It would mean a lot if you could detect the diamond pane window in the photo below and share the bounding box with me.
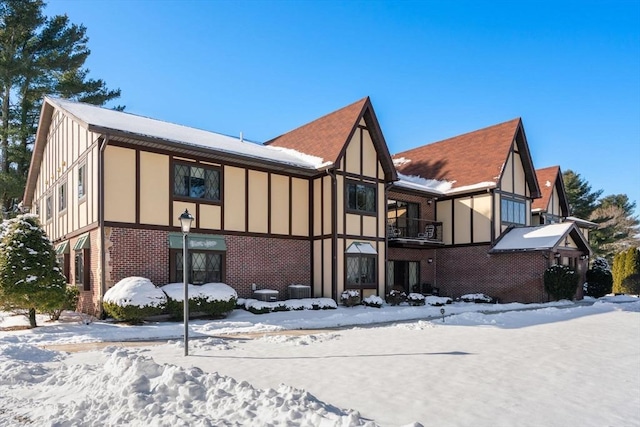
[174,164,220,201]
[346,181,376,213]
[346,254,376,288]
[173,250,223,284]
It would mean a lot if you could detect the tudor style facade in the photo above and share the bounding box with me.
[390,119,592,302]
[23,96,594,314]
[23,96,396,315]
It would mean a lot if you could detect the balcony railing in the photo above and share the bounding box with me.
[387,218,443,244]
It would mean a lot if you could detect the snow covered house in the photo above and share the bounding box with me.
[22,96,396,315]
[22,96,594,315]
[390,119,592,302]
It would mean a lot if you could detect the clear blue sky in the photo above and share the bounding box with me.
[47,0,640,217]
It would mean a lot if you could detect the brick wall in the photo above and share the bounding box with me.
[387,190,435,220]
[226,235,311,298]
[105,227,311,300]
[75,228,101,316]
[435,245,551,303]
[387,247,436,290]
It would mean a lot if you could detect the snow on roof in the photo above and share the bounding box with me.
[394,172,495,196]
[565,216,599,228]
[46,97,326,170]
[491,223,574,252]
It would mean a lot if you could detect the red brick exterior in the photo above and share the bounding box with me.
[387,247,436,291]
[104,227,311,300]
[434,245,550,303]
[74,228,101,317]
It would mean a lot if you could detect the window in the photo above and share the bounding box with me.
[59,181,67,212]
[172,250,223,284]
[57,254,70,282]
[388,200,420,236]
[346,254,376,288]
[346,181,376,214]
[78,163,86,199]
[501,197,526,225]
[46,195,52,220]
[75,250,90,290]
[174,163,220,201]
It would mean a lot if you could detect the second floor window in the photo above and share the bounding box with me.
[46,195,52,219]
[501,197,526,225]
[347,181,376,214]
[59,181,67,211]
[174,164,220,201]
[78,163,86,199]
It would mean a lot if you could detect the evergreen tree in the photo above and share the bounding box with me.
[583,257,613,298]
[0,0,121,212]
[563,169,603,220]
[590,200,640,261]
[0,213,66,327]
[612,251,625,292]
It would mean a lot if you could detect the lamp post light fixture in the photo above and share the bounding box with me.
[179,209,194,356]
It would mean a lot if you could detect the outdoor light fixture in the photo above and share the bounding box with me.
[179,209,194,356]
[427,258,433,263]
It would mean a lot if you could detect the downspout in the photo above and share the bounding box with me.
[384,182,394,295]
[327,168,338,301]
[99,135,109,316]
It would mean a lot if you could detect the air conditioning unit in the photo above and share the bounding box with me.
[288,284,311,299]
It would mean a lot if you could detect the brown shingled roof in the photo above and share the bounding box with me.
[533,165,569,215]
[393,118,531,191]
[266,97,397,181]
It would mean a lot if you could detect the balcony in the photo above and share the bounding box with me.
[387,218,444,248]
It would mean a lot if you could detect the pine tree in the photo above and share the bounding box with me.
[0,0,121,212]
[612,251,624,293]
[583,257,613,298]
[562,169,603,220]
[0,214,66,327]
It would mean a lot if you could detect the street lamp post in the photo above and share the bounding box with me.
[179,209,194,356]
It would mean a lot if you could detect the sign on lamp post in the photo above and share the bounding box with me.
[178,209,194,356]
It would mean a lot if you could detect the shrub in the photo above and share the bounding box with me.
[406,292,426,306]
[544,264,579,301]
[620,273,640,296]
[103,277,167,323]
[385,289,406,306]
[425,296,452,306]
[48,286,80,321]
[162,282,237,319]
[583,257,613,298]
[458,293,495,304]
[363,295,383,308]
[340,290,360,307]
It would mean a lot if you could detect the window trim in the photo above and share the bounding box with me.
[78,162,86,201]
[169,249,226,285]
[501,196,527,226]
[58,180,68,212]
[75,248,90,291]
[345,180,377,216]
[172,161,222,204]
[345,253,377,289]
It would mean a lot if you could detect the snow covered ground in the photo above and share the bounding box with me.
[1,296,639,426]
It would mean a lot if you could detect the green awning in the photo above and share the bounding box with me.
[73,234,90,250]
[168,233,226,251]
[55,241,69,255]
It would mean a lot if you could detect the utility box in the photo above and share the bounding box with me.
[253,289,279,302]
[288,284,311,299]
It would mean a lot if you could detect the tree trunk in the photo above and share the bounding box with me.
[28,307,37,328]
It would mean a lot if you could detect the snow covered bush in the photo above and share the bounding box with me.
[583,257,613,298]
[385,289,406,306]
[340,290,360,307]
[406,292,426,306]
[0,214,67,328]
[362,295,383,308]
[544,264,579,301]
[241,298,337,314]
[162,282,237,319]
[425,296,452,306]
[103,277,167,323]
[458,293,496,304]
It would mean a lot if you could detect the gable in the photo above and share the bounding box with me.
[266,97,397,181]
[393,118,540,198]
[533,166,569,216]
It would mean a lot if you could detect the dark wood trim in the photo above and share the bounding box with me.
[337,234,385,242]
[320,177,324,296]
[267,172,272,235]
[359,127,364,177]
[450,198,455,244]
[490,189,496,243]
[220,164,225,230]
[470,196,474,244]
[105,138,315,180]
[169,155,174,227]
[288,176,293,236]
[101,221,310,240]
[135,149,140,224]
[245,168,249,232]
[309,179,314,297]
[336,170,384,183]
